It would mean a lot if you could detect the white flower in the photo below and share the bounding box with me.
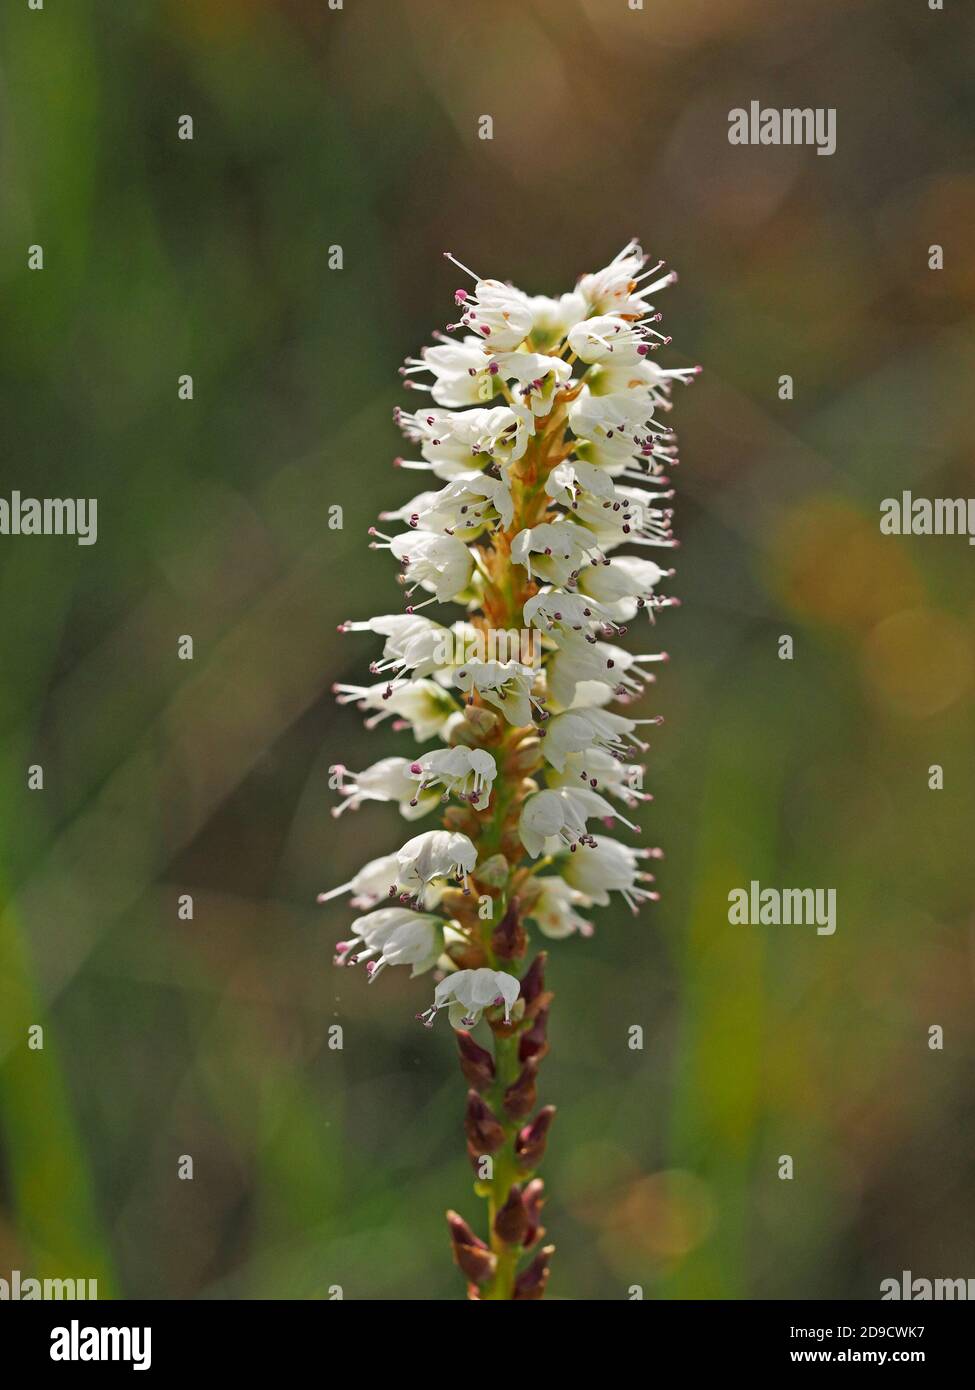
[523,588,617,640]
[575,556,672,618]
[395,404,528,475]
[432,473,516,534]
[318,852,401,908]
[374,529,475,603]
[562,834,662,913]
[545,458,619,508]
[519,785,635,857]
[569,386,665,463]
[524,290,588,345]
[567,314,656,366]
[490,351,572,418]
[574,429,675,479]
[569,485,677,553]
[379,473,514,538]
[453,659,542,726]
[401,338,502,409]
[544,637,620,707]
[331,756,440,820]
[588,356,701,406]
[566,679,615,710]
[332,678,459,740]
[394,829,477,895]
[541,706,661,772]
[447,260,534,350]
[404,341,573,421]
[511,521,601,585]
[525,877,593,939]
[335,907,443,980]
[417,966,521,1029]
[408,746,497,808]
[576,240,677,318]
[546,636,666,707]
[339,613,454,681]
[547,748,651,809]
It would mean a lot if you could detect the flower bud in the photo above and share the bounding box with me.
[442,805,481,838]
[493,1183,529,1246]
[508,735,543,774]
[519,952,547,1008]
[446,1209,497,1286]
[491,902,527,960]
[438,887,484,934]
[503,1058,539,1119]
[514,874,544,913]
[473,853,509,890]
[513,1244,555,1300]
[518,1007,549,1064]
[515,1104,556,1169]
[456,1030,495,1091]
[500,827,527,862]
[522,1177,546,1248]
[448,706,499,746]
[464,1090,506,1154]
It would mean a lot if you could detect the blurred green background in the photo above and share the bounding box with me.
[1,0,973,1300]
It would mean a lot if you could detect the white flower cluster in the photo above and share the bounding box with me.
[322,242,696,1024]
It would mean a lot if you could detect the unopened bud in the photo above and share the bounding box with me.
[446,1209,484,1248]
[501,827,527,861]
[519,952,547,1008]
[464,1090,506,1154]
[522,1178,546,1248]
[519,1008,549,1064]
[444,936,490,970]
[448,706,499,746]
[438,887,484,932]
[473,853,509,890]
[442,806,480,837]
[508,735,543,773]
[492,902,527,960]
[456,1030,495,1091]
[503,1058,539,1119]
[446,1209,497,1286]
[515,875,544,913]
[513,1244,555,1299]
[493,1183,529,1245]
[515,1104,555,1169]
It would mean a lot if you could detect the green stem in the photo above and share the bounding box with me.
[481,1030,522,1300]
